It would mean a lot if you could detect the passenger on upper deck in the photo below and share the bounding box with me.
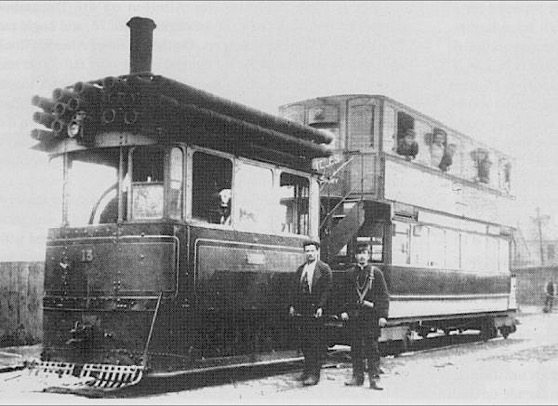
[396,128,419,161]
[476,151,492,184]
[430,129,446,167]
[439,143,458,172]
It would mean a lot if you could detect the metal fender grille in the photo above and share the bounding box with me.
[27,361,144,391]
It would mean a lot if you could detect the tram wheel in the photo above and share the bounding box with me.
[480,320,498,341]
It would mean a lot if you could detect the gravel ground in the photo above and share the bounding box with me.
[1,306,556,405]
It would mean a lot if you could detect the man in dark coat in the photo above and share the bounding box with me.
[396,128,419,161]
[340,243,390,390]
[544,279,555,313]
[288,240,333,386]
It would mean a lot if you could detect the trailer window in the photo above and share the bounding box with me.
[499,239,510,273]
[392,221,410,266]
[445,229,460,269]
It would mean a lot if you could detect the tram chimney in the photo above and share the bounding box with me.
[127,16,156,75]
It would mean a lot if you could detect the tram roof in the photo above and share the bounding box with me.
[31,73,334,172]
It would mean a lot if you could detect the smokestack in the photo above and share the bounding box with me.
[127,17,157,75]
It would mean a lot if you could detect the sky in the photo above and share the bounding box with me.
[1,1,557,260]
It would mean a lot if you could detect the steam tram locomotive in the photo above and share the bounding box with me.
[29,17,517,391]
[29,17,333,390]
[279,94,518,348]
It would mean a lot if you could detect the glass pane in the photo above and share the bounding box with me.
[235,163,274,232]
[499,239,510,273]
[473,234,486,271]
[169,148,183,219]
[131,147,165,220]
[132,184,164,219]
[349,105,374,149]
[67,149,119,226]
[486,236,499,273]
[429,227,445,268]
[383,106,397,154]
[192,152,232,225]
[461,232,474,271]
[411,225,429,267]
[445,229,460,269]
[278,172,309,235]
[392,222,410,266]
[132,147,164,182]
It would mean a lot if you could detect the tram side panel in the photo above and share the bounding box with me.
[189,226,304,361]
[42,223,178,367]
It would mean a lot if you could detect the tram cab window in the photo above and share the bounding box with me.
[169,148,184,219]
[235,163,274,232]
[192,152,233,225]
[278,172,309,235]
[131,146,164,220]
[66,149,120,226]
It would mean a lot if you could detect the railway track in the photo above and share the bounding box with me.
[94,328,491,399]
[0,328,495,398]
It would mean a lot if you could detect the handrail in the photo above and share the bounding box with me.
[319,186,364,231]
[319,155,357,192]
[319,154,366,232]
[142,291,163,368]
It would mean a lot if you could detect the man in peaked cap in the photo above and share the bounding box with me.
[339,242,390,390]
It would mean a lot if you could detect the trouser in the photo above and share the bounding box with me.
[349,319,381,379]
[545,295,554,311]
[299,315,325,378]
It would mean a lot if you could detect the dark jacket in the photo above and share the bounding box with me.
[397,140,419,159]
[340,264,390,337]
[290,260,333,315]
[439,151,453,172]
[546,281,555,296]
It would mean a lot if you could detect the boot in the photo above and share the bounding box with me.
[296,371,309,381]
[303,374,319,386]
[345,374,364,386]
[346,358,365,386]
[368,372,383,391]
